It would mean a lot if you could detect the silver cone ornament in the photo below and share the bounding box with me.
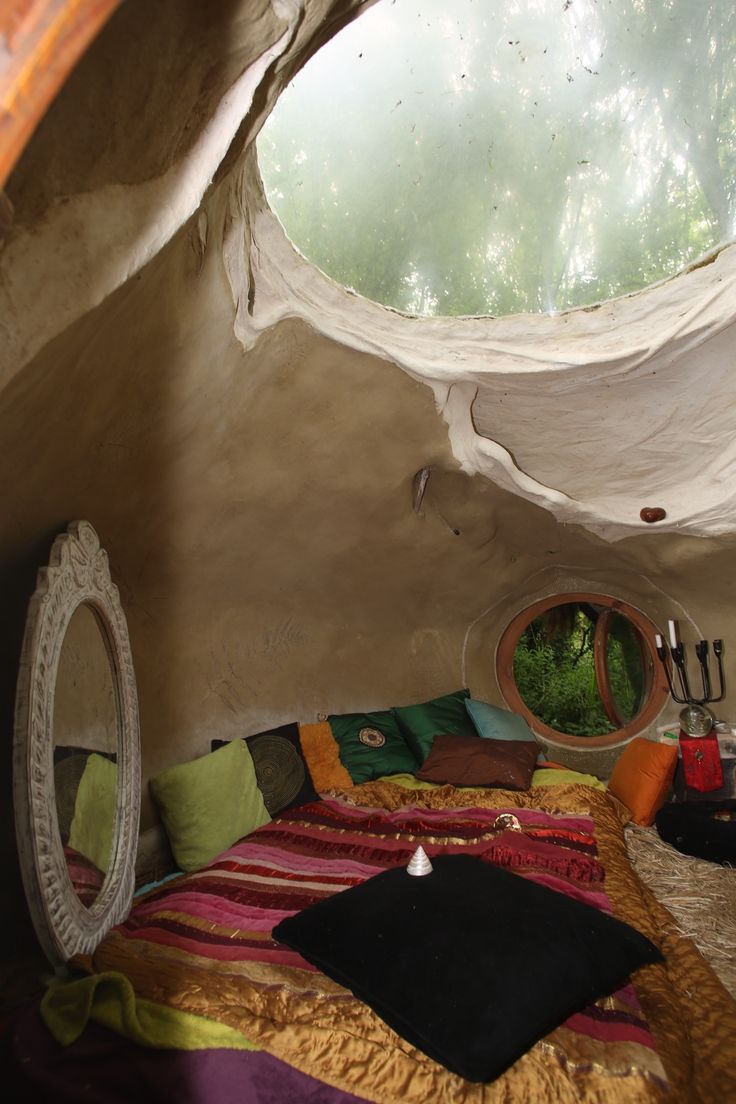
[407,845,433,876]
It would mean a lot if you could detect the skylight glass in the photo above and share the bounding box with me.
[258,0,736,317]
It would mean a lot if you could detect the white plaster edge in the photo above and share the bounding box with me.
[245,209,736,377]
[234,209,736,541]
[459,563,703,688]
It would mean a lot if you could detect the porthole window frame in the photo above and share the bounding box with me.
[495,592,670,749]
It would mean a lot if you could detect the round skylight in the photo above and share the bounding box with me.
[258,0,736,318]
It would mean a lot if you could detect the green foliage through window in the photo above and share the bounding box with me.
[512,605,644,737]
[258,0,736,317]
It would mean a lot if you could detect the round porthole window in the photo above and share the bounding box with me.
[496,593,669,748]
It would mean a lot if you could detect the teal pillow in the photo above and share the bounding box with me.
[466,698,536,742]
[393,689,476,763]
[327,710,419,784]
[150,739,271,872]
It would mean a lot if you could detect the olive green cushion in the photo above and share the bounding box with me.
[68,752,118,874]
[327,710,419,784]
[150,739,271,872]
[393,689,476,763]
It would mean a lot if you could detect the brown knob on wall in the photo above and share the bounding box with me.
[640,506,667,523]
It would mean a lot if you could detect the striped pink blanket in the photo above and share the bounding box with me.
[90,795,668,1102]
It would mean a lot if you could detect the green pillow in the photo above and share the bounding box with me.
[327,710,419,784]
[465,698,536,742]
[393,689,476,763]
[149,739,270,872]
[68,752,118,874]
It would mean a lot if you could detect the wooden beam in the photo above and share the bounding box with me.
[0,0,120,188]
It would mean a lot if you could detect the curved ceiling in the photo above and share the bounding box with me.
[3,0,736,544]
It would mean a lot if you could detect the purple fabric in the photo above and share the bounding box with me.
[6,999,368,1104]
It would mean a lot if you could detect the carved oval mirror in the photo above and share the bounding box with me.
[13,521,140,965]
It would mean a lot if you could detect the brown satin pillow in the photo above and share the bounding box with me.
[416,733,538,790]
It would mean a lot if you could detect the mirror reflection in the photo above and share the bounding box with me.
[53,604,118,907]
[512,601,648,738]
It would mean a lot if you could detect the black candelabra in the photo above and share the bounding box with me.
[654,620,725,706]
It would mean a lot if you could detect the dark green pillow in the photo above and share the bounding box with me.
[327,710,419,784]
[393,689,476,763]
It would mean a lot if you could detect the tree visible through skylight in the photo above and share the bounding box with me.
[258,0,736,317]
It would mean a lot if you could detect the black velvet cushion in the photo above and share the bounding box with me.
[656,799,736,865]
[211,723,319,815]
[273,854,662,1083]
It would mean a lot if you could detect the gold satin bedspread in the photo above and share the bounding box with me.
[91,783,736,1103]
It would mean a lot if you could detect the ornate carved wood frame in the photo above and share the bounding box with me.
[13,520,140,965]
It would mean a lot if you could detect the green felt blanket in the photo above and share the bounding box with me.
[41,970,257,1051]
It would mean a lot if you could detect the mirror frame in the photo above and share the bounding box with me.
[13,521,140,965]
[496,592,670,748]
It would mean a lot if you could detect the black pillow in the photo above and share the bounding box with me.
[656,799,736,865]
[53,746,117,764]
[273,854,662,1083]
[211,723,319,815]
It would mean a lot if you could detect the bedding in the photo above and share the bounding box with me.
[465,697,535,742]
[54,746,117,844]
[327,709,420,782]
[79,780,736,1103]
[210,722,320,815]
[607,737,678,826]
[68,752,118,871]
[298,721,354,789]
[393,688,477,761]
[63,845,105,907]
[415,732,538,789]
[273,853,661,1083]
[149,738,271,872]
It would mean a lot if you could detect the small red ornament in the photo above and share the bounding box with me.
[640,506,667,523]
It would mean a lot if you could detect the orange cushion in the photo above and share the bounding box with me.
[298,722,353,791]
[607,737,678,826]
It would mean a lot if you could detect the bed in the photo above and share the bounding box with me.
[57,774,736,1104]
[15,530,733,1100]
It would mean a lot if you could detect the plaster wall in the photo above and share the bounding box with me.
[0,187,611,828]
[53,604,116,754]
[3,175,735,821]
